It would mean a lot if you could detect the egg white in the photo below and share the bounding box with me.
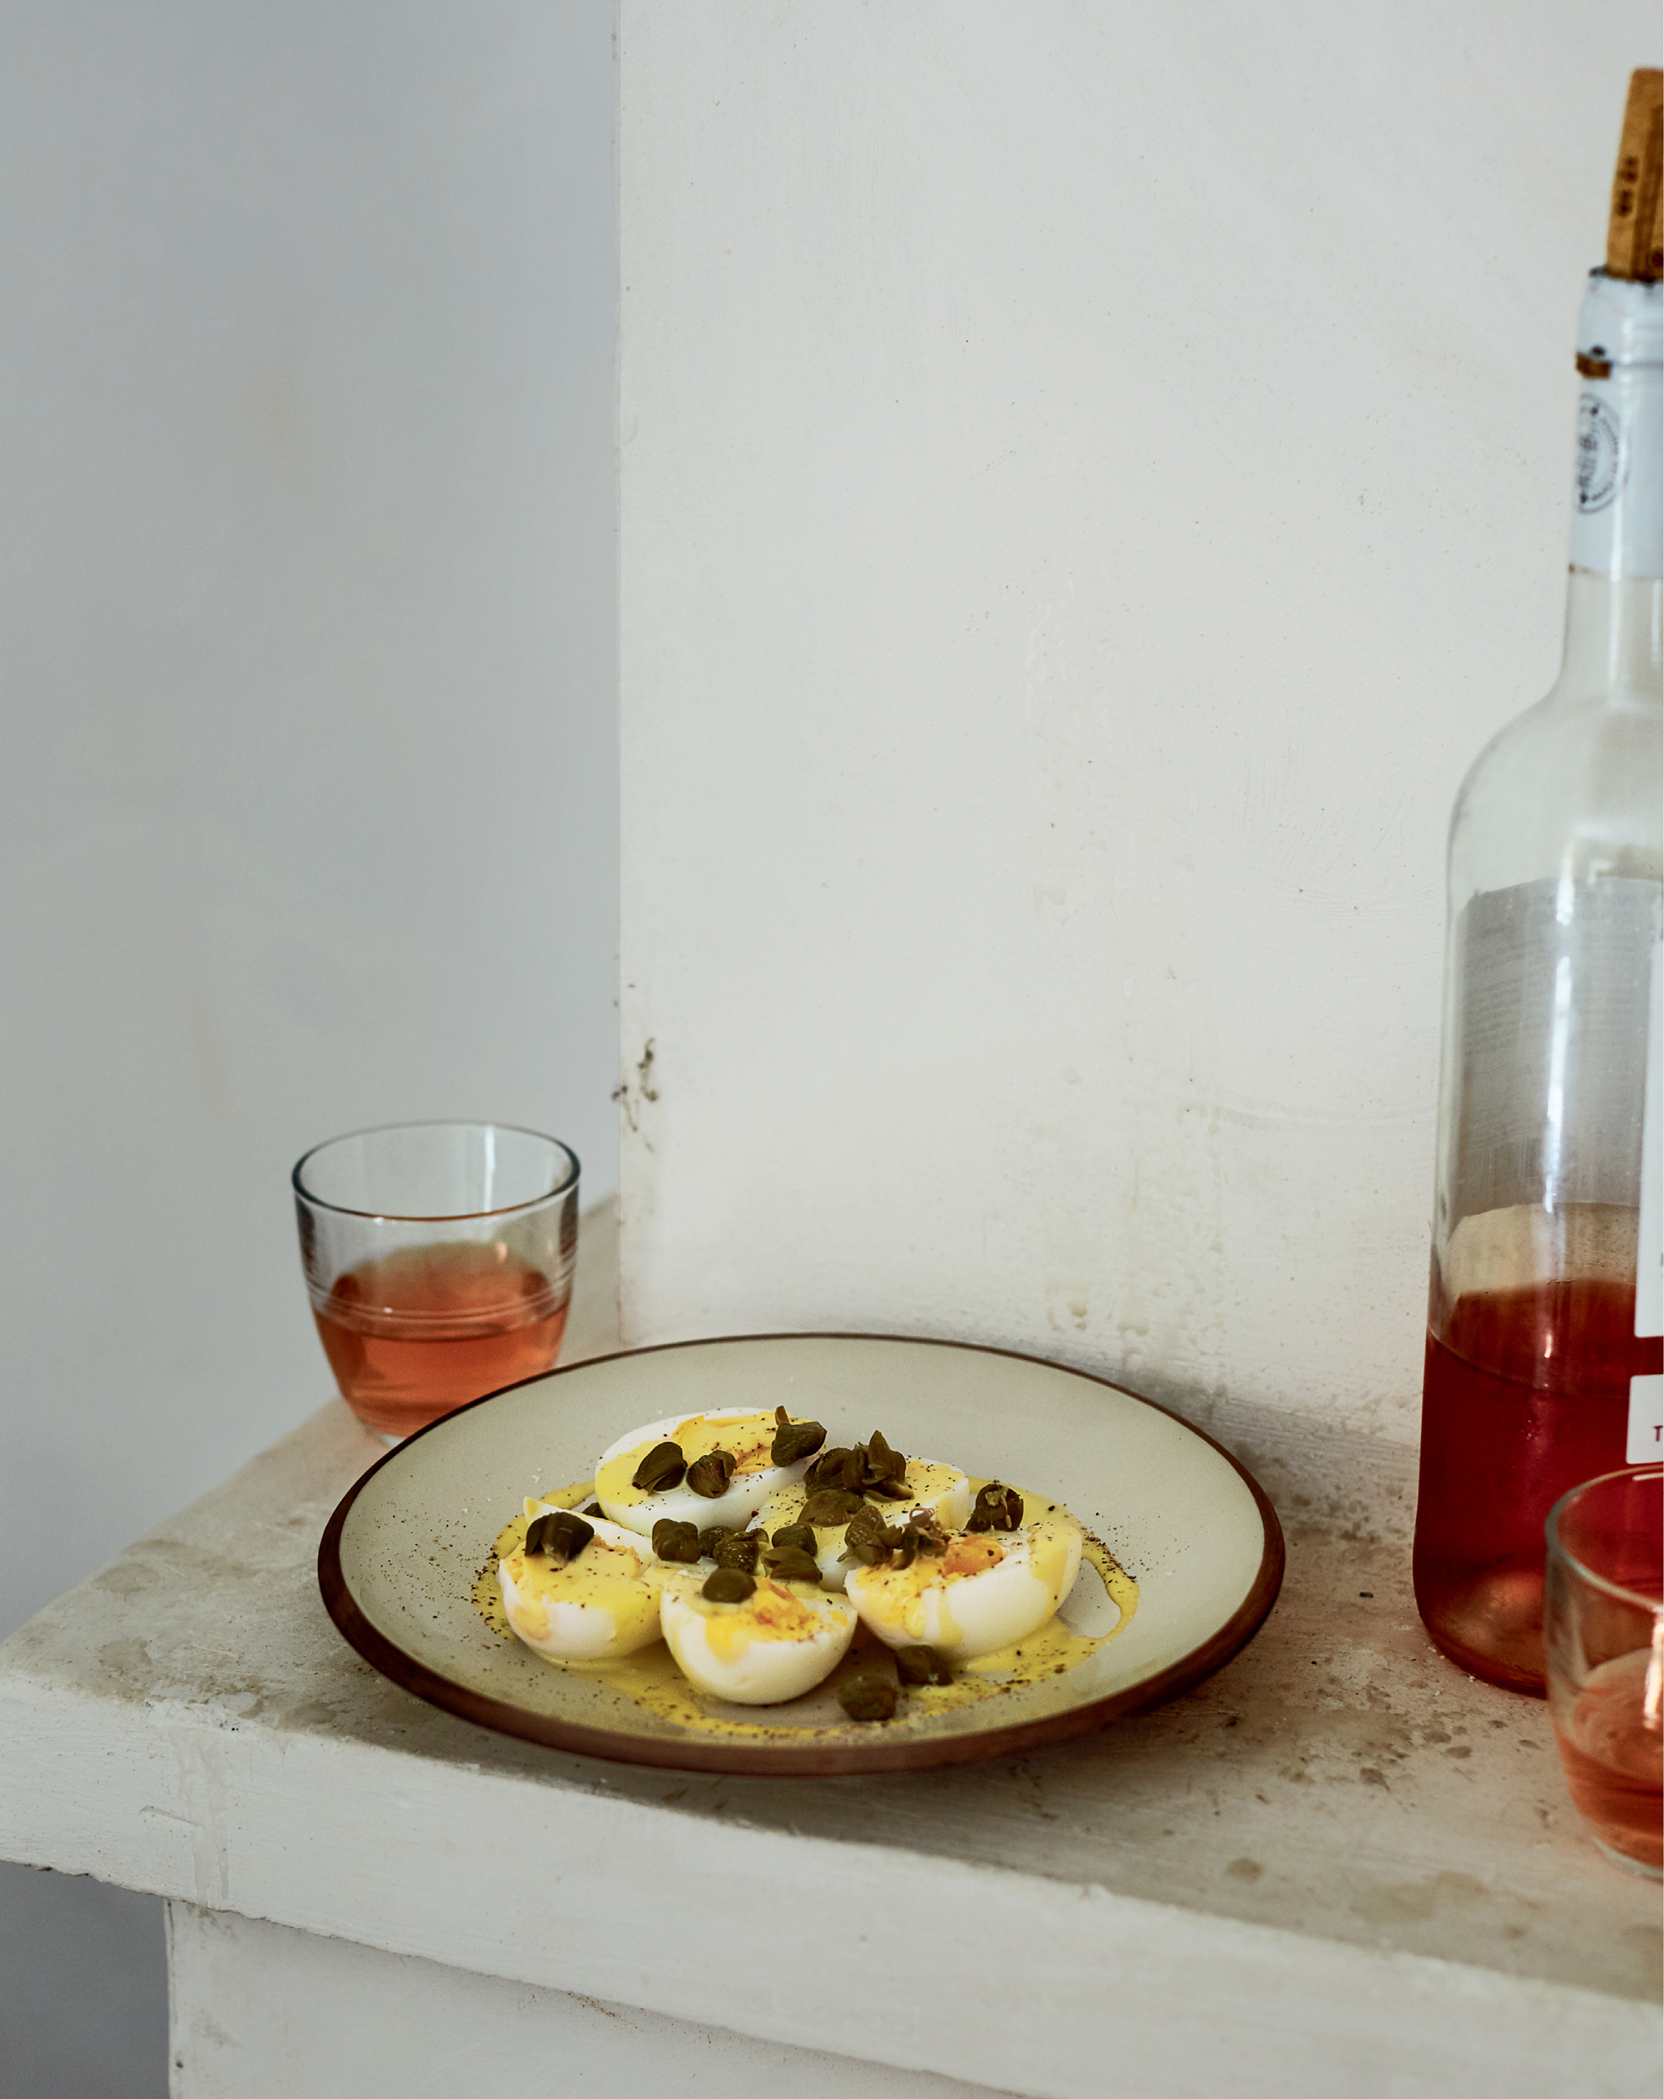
[757,1459,973,1590]
[498,1512,665,1662]
[658,1570,857,1705]
[844,1519,1083,1659]
[594,1408,818,1538]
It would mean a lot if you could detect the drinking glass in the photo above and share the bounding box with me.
[1543,1464,1663,1877]
[293,1122,579,1440]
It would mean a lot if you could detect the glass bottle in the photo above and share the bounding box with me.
[1413,263,1663,1695]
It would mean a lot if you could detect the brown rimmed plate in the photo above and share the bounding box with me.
[318,1333,1283,1775]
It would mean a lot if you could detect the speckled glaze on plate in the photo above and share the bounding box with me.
[318,1334,1284,1775]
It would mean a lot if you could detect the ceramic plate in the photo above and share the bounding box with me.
[319,1334,1283,1775]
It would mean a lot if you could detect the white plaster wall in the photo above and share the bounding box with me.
[620,3,1661,1441]
[0,0,618,1630]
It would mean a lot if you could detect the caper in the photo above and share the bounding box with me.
[805,1446,860,1495]
[894,1645,952,1686]
[771,1523,818,1556]
[800,1488,863,1528]
[581,1501,602,1518]
[651,1518,702,1564]
[865,1476,914,1502]
[686,1449,737,1499]
[864,1429,907,1484]
[967,1483,1024,1533]
[713,1528,761,1572]
[524,1510,594,1564]
[696,1526,732,1559]
[701,1567,756,1604]
[763,1545,822,1583]
[838,1502,894,1567]
[843,1503,889,1550]
[631,1440,686,1493]
[883,1514,945,1570]
[837,1673,899,1723]
[770,1405,828,1467]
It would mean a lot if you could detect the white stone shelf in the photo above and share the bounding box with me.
[1,1231,1656,2096]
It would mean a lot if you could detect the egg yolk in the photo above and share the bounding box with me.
[941,1534,1005,1578]
[693,1579,823,1659]
[597,1411,786,1508]
[500,1534,654,1642]
[848,1517,1082,1654]
[675,1412,778,1471]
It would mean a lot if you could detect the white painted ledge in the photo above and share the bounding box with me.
[0,1206,1657,2097]
[168,1905,1009,2099]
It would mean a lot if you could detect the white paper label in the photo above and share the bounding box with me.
[1628,1374,1663,1463]
[1638,934,1663,1339]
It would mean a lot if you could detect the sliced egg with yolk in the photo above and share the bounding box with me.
[658,1570,857,1704]
[498,1509,665,1662]
[844,1517,1083,1659]
[594,1408,819,1539]
[757,1459,973,1589]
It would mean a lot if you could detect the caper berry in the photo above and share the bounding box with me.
[800,1487,864,1528]
[713,1528,761,1572]
[895,1645,952,1686]
[805,1446,860,1495]
[631,1440,686,1493]
[967,1483,1024,1533]
[763,1545,822,1583]
[524,1510,594,1564]
[686,1449,737,1499]
[837,1673,899,1723]
[864,1429,907,1484]
[843,1503,889,1550]
[909,1512,948,1553]
[770,1405,828,1467]
[651,1518,702,1564]
[839,1502,895,1567]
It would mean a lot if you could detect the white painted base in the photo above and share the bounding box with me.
[167,1903,1010,2099]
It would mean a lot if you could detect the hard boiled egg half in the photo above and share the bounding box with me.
[594,1408,821,1539]
[845,1517,1083,1660]
[498,1505,664,1662]
[658,1569,857,1705]
[757,1459,974,1589]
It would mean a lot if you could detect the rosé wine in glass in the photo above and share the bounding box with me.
[294,1123,578,1440]
[1543,1465,1663,1878]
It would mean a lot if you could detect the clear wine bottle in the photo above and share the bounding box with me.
[1413,78,1664,1694]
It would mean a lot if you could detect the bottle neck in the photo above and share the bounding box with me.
[1565,273,1661,609]
[1555,569,1664,698]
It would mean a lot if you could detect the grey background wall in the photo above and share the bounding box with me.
[0,4,618,2090]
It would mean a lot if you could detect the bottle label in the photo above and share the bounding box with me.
[1628,1374,1663,1463]
[1449,878,1657,1221]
